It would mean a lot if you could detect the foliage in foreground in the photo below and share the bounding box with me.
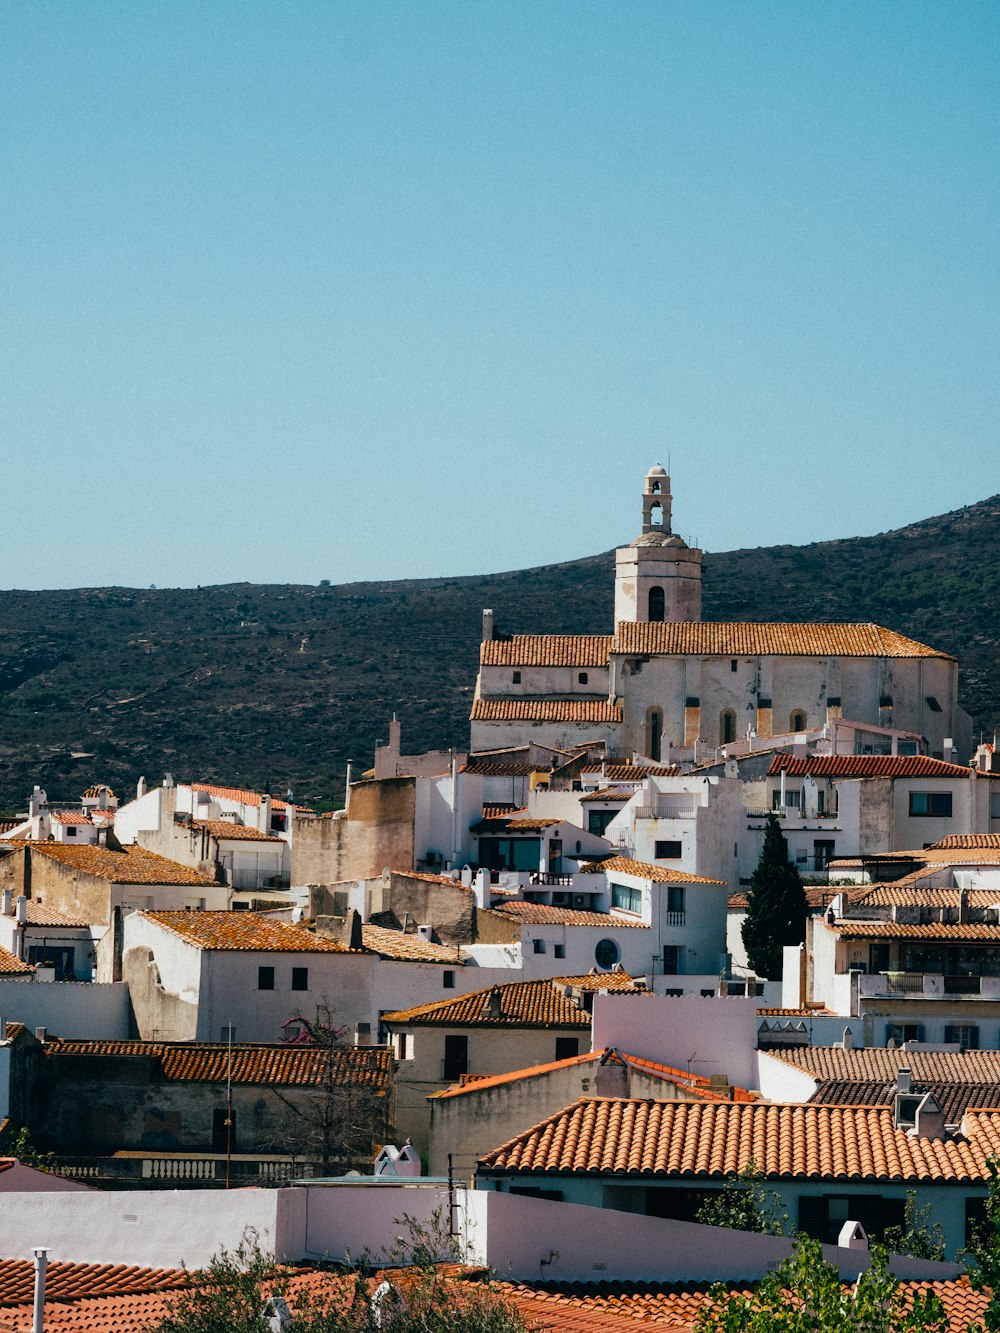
[148,1215,529,1333]
[694,1237,948,1333]
[695,1161,787,1236]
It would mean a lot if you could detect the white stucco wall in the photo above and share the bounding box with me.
[592,993,760,1090]
[0,979,131,1039]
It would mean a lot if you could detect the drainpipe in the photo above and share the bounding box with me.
[32,1247,47,1333]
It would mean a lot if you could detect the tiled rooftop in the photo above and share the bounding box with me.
[767,1046,1000,1085]
[589,856,727,885]
[554,973,646,991]
[810,1079,1000,1125]
[189,819,280,841]
[492,901,649,928]
[43,1038,393,1090]
[140,911,354,952]
[187,782,310,812]
[14,901,90,927]
[382,979,592,1029]
[471,700,624,724]
[766,754,972,779]
[26,842,216,886]
[51,812,93,826]
[578,788,630,803]
[0,948,33,977]
[611,621,951,659]
[471,814,564,833]
[853,884,1000,909]
[729,884,838,911]
[0,1258,188,1308]
[828,920,1000,941]
[581,764,681,781]
[459,760,536,777]
[361,923,465,963]
[481,636,613,668]
[478,1097,999,1182]
[931,834,1000,850]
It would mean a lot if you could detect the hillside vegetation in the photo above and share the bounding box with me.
[1,495,998,812]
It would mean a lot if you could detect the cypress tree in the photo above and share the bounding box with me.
[741,811,807,980]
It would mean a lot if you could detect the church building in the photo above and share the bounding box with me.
[470,466,971,764]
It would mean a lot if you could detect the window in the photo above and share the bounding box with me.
[594,938,620,969]
[790,710,807,732]
[221,1024,236,1043]
[662,945,680,974]
[945,1023,979,1050]
[773,789,800,809]
[578,672,588,685]
[646,707,663,762]
[886,1023,924,1045]
[291,967,308,991]
[611,882,643,914]
[730,659,738,672]
[648,586,665,622]
[553,944,565,959]
[443,970,455,989]
[798,1194,904,1246]
[720,710,736,744]
[814,840,835,868]
[879,695,893,708]
[909,792,953,817]
[257,966,275,990]
[588,809,616,836]
[555,1037,579,1061]
[532,939,546,955]
[393,1032,413,1061]
[924,696,942,712]
[66,827,77,837]
[442,1035,468,1081]
[512,671,521,684]
[667,884,685,914]
[655,840,683,859]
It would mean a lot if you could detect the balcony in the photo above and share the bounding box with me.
[663,910,686,927]
[54,1152,325,1186]
[636,802,698,821]
[227,868,290,891]
[857,972,998,1000]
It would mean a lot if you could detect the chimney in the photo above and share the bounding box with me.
[959,888,970,924]
[842,1026,854,1051]
[388,716,401,755]
[482,609,495,643]
[0,1019,6,1041]
[34,1027,46,1044]
[910,1092,946,1140]
[342,909,363,952]
[15,897,28,925]
[136,776,148,799]
[595,1049,629,1097]
[1,890,11,917]
[259,793,272,835]
[474,868,490,911]
[897,1067,912,1094]
[485,987,503,1019]
[32,1248,47,1333]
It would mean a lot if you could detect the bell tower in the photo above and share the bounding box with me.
[614,465,702,625]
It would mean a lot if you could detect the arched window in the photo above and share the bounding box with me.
[649,501,664,526]
[646,707,663,762]
[720,710,736,745]
[648,585,665,622]
[650,480,661,494]
[790,710,807,732]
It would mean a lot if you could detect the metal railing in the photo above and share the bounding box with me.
[227,869,290,891]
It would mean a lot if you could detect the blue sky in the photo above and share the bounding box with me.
[2,2,997,589]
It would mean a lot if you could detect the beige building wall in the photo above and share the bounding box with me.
[291,778,417,885]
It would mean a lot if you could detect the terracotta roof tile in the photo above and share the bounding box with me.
[481,636,613,668]
[471,700,623,723]
[187,783,311,812]
[854,885,1000,909]
[729,885,837,911]
[51,812,93,826]
[612,621,951,659]
[578,788,630,803]
[43,1039,392,1090]
[459,760,536,777]
[829,920,1000,941]
[0,1258,188,1308]
[27,843,216,886]
[140,911,355,952]
[554,973,647,991]
[581,764,681,781]
[766,754,971,779]
[18,902,90,927]
[810,1079,1000,1124]
[0,948,33,977]
[931,834,1000,850]
[768,1046,1000,1085]
[492,901,649,928]
[361,923,465,963]
[189,820,281,841]
[587,856,727,885]
[382,980,591,1029]
[478,1097,998,1183]
[471,814,564,833]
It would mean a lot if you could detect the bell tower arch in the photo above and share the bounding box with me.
[614,465,702,626]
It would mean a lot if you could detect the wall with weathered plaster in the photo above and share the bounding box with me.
[0,979,130,1040]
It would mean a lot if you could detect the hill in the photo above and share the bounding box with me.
[1,495,998,811]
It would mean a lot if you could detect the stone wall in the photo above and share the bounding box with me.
[291,778,416,885]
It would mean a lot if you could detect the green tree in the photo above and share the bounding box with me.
[694,1236,948,1332]
[695,1161,787,1235]
[741,811,807,980]
[883,1191,946,1262]
[965,1156,1000,1331]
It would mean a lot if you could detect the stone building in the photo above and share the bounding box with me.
[470,466,971,763]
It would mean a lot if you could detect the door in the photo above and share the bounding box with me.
[548,839,563,874]
[442,1035,469,1081]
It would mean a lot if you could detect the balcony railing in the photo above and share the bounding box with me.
[530,872,574,886]
[664,910,686,927]
[227,869,290,891]
[885,972,924,994]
